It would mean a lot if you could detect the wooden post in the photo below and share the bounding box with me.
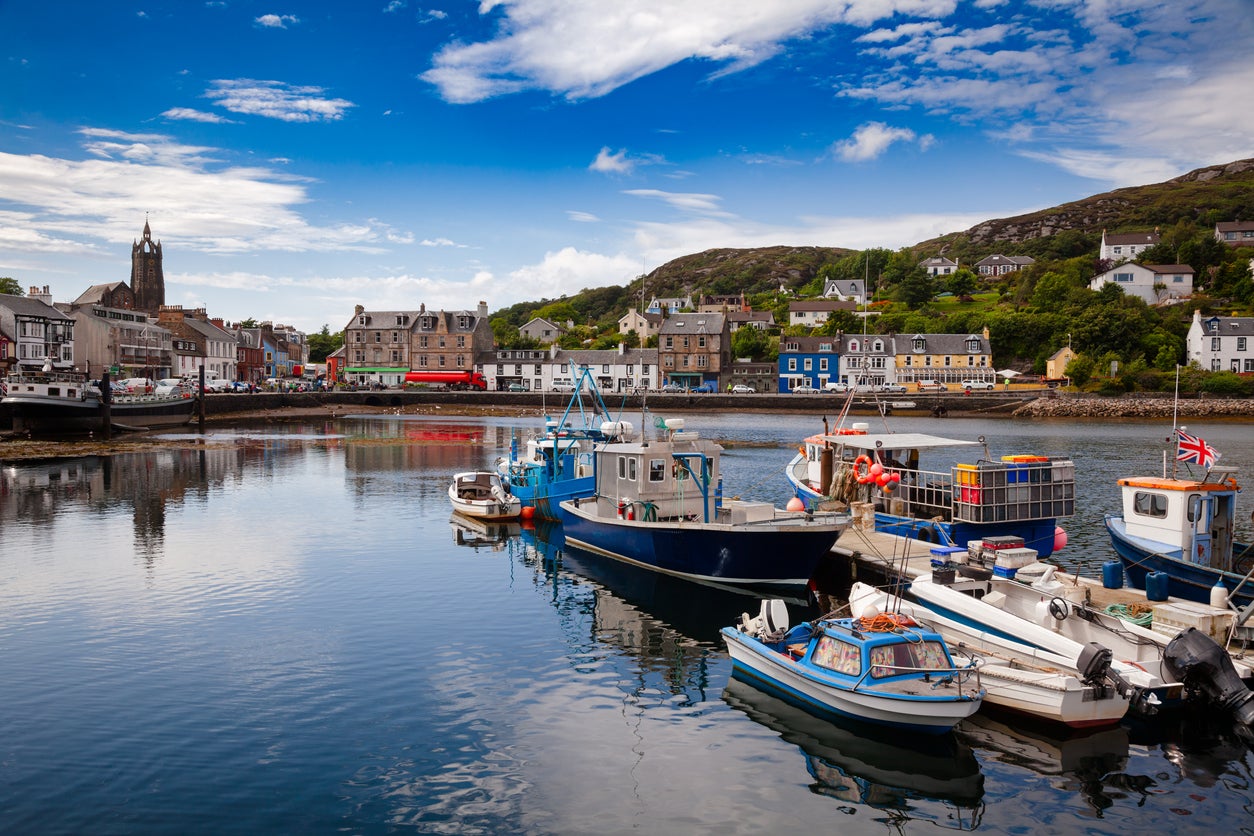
[197,366,205,432]
[100,370,113,441]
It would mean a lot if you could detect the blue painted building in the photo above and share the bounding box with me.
[777,335,839,391]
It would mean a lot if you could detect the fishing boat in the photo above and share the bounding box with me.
[849,581,1133,728]
[786,420,1074,558]
[721,600,984,733]
[497,362,619,520]
[557,418,848,589]
[1104,467,1254,609]
[2,369,197,432]
[447,471,521,520]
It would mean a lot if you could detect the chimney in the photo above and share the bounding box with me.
[28,286,53,305]
[354,304,364,316]
[479,300,488,318]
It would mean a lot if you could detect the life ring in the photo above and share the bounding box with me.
[1048,597,1069,621]
[853,455,874,484]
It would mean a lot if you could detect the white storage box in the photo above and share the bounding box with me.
[994,547,1039,570]
[1149,601,1235,641]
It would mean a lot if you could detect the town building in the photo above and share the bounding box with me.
[727,310,775,332]
[0,326,13,376]
[919,256,958,277]
[1099,230,1160,262]
[777,335,839,391]
[617,309,662,341]
[518,317,565,345]
[73,281,136,311]
[788,299,856,328]
[697,293,748,313]
[645,295,692,315]
[411,302,494,381]
[658,312,730,389]
[343,307,419,386]
[487,348,549,391]
[975,255,1035,276]
[66,300,172,380]
[540,343,658,393]
[1046,346,1077,381]
[230,325,266,384]
[1088,263,1194,305]
[0,286,75,373]
[725,359,778,393]
[131,219,166,313]
[1187,309,1254,373]
[156,306,238,381]
[822,278,866,305]
[838,332,895,388]
[1214,221,1254,247]
[894,329,994,387]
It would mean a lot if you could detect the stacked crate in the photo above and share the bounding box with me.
[950,456,1075,523]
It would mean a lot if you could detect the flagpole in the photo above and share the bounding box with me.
[1171,365,1180,479]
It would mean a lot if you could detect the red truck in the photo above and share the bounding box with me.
[402,370,487,390]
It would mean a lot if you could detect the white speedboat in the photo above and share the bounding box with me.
[448,471,521,520]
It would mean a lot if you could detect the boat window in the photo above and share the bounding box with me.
[869,641,950,678]
[812,636,859,675]
[1133,491,1168,518]
[618,456,637,482]
[649,459,666,482]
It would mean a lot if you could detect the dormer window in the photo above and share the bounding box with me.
[849,340,859,352]
[872,339,884,352]
[911,335,926,352]
[358,315,367,326]
[966,336,981,353]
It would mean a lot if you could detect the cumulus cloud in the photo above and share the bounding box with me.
[590,147,632,174]
[255,14,299,28]
[0,129,394,259]
[205,79,355,122]
[420,0,952,103]
[832,122,932,162]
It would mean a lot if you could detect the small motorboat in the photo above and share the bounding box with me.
[721,600,984,734]
[448,471,521,520]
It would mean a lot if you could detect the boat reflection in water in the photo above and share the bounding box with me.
[448,512,519,552]
[722,675,985,812]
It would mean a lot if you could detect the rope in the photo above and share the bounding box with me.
[854,612,919,632]
[1105,602,1154,628]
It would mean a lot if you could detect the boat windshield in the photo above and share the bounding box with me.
[868,641,950,678]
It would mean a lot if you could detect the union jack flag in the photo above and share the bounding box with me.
[1177,430,1220,469]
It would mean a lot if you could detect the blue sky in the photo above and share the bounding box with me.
[2,1,1252,333]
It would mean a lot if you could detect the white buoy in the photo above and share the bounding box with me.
[1211,580,1229,609]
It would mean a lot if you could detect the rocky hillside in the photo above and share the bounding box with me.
[640,245,852,300]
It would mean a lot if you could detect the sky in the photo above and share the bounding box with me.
[2,1,1253,334]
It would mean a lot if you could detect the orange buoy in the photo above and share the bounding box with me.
[521,506,535,521]
[786,497,806,512]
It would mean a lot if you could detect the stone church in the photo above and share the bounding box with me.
[131,219,165,313]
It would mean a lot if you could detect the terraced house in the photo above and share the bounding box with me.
[342,302,494,387]
[894,328,994,387]
[658,312,729,390]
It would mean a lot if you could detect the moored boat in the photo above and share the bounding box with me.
[448,471,521,520]
[1105,468,1254,608]
[3,370,197,432]
[786,421,1074,558]
[849,581,1133,729]
[497,362,621,520]
[721,600,984,734]
[557,417,848,589]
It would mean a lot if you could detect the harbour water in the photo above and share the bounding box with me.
[2,409,1252,833]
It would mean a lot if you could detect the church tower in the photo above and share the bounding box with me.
[131,219,165,313]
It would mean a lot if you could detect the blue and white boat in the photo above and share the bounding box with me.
[721,600,984,734]
[498,363,622,520]
[786,424,1074,557]
[1105,469,1254,608]
[558,418,848,589]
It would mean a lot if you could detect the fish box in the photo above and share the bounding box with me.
[994,547,1038,569]
[723,501,777,524]
[1149,601,1236,641]
[992,566,1019,579]
[982,536,1025,551]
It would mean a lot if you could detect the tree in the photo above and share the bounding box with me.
[1065,355,1095,387]
[895,267,936,307]
[946,269,978,298]
[0,277,23,296]
[306,325,343,362]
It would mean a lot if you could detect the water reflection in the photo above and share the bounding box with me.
[448,512,519,551]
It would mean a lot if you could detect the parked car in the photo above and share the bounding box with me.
[730,384,755,394]
[154,378,191,395]
[917,380,948,392]
[961,380,995,391]
[660,383,686,393]
[551,380,576,393]
[791,385,820,394]
[875,383,908,393]
[118,377,154,394]
[823,382,851,393]
[507,383,527,392]
[690,382,717,393]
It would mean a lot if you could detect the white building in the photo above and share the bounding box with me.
[1100,230,1160,262]
[0,286,75,372]
[1187,310,1254,373]
[919,256,958,277]
[1089,263,1193,305]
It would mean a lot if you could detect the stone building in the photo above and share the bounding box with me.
[131,220,165,313]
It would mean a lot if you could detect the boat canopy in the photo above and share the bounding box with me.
[817,432,981,451]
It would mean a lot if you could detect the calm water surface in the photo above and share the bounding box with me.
[2,409,1252,834]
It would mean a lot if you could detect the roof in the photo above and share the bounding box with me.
[72,282,130,305]
[975,254,1035,266]
[818,432,981,452]
[901,333,990,354]
[780,335,841,353]
[549,348,659,364]
[1103,230,1160,246]
[1215,221,1254,233]
[789,299,856,312]
[1143,264,1194,274]
[659,312,726,334]
[0,294,73,320]
[1199,315,1254,336]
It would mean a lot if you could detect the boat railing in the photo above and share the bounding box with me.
[894,467,953,519]
[851,661,982,698]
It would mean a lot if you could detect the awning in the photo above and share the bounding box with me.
[996,369,1021,378]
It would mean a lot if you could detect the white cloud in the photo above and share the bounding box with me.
[419,237,466,247]
[384,1,405,12]
[567,210,599,222]
[590,147,632,174]
[832,122,926,162]
[503,247,643,299]
[421,1,959,103]
[255,14,299,29]
[205,79,355,122]
[623,189,730,216]
[161,107,237,124]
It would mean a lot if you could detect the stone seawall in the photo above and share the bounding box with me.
[1013,396,1254,419]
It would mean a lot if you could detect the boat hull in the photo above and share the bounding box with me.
[721,628,981,734]
[508,473,594,521]
[558,499,844,588]
[5,393,197,432]
[1106,515,1254,608]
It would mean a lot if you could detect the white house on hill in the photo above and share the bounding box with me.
[1089,263,1193,304]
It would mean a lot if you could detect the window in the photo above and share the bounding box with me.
[617,456,637,482]
[1133,492,1168,518]
[1245,359,1254,372]
[1238,337,1247,352]
[819,358,828,371]
[788,358,797,371]
[698,335,706,348]
[1114,246,1123,254]
[602,364,610,374]
[804,358,812,370]
[1114,273,1134,283]
[1212,337,1221,351]
[811,636,860,675]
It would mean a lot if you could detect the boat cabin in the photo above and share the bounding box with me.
[586,419,724,522]
[1117,471,1241,570]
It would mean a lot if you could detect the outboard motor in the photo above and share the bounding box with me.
[738,599,790,642]
[1077,641,1160,715]
[1164,628,1254,734]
